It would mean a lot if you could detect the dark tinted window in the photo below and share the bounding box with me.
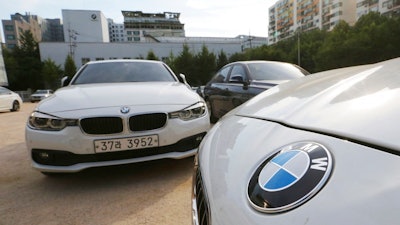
[229,65,247,82]
[210,66,231,83]
[72,61,176,84]
[248,62,307,81]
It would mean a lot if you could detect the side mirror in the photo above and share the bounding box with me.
[179,73,191,88]
[61,76,71,87]
[229,74,248,85]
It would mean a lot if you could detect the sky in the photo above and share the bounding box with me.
[0,0,276,41]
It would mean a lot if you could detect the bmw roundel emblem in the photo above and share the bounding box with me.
[247,142,333,213]
[120,106,130,114]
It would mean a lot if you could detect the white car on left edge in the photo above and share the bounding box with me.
[25,59,210,175]
[0,86,22,112]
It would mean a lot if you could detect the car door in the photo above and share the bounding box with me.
[204,66,232,119]
[0,87,11,110]
[224,64,253,110]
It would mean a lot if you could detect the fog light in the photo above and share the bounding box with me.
[196,136,203,142]
[39,152,50,159]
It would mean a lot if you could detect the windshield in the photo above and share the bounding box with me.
[248,62,308,81]
[72,61,177,85]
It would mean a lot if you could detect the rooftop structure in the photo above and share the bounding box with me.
[123,11,185,42]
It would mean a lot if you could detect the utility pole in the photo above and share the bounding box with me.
[297,24,301,67]
[68,27,79,59]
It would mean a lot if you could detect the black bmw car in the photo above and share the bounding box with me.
[203,61,309,122]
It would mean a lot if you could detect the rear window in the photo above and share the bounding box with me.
[72,61,176,84]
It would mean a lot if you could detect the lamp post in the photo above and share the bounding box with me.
[297,24,301,67]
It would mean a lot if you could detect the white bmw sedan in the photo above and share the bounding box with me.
[26,60,210,174]
[0,86,22,112]
[193,58,400,225]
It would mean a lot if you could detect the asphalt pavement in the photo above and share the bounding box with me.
[0,103,193,225]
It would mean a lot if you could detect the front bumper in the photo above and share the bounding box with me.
[26,114,210,172]
[31,133,205,172]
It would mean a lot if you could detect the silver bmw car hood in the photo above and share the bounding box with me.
[37,82,200,113]
[235,57,400,151]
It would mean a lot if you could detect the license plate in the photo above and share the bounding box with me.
[94,134,159,153]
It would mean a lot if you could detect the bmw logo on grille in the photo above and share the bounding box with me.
[247,142,333,213]
[120,106,130,114]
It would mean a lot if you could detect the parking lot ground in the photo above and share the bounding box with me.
[0,103,193,225]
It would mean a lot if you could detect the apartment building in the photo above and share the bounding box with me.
[1,13,42,49]
[357,0,400,19]
[268,0,357,45]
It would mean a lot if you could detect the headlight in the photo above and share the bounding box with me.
[169,102,207,121]
[28,111,78,131]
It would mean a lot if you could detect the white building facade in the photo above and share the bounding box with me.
[108,19,125,42]
[62,9,109,43]
[39,39,248,69]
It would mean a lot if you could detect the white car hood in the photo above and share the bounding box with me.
[37,82,200,113]
[234,57,400,151]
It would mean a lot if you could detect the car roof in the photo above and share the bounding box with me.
[85,59,164,65]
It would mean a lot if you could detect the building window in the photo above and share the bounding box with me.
[133,37,140,41]
[95,58,104,61]
[6,35,15,40]
[5,25,13,31]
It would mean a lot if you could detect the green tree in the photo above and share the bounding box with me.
[229,52,248,62]
[164,51,176,72]
[146,50,159,60]
[194,45,216,85]
[296,29,327,72]
[42,58,63,89]
[216,50,229,70]
[174,44,195,85]
[7,30,43,90]
[315,20,353,71]
[64,54,77,79]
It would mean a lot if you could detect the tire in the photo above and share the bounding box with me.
[11,101,20,112]
[206,99,218,124]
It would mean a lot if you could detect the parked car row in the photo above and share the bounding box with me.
[20,57,400,224]
[24,59,309,174]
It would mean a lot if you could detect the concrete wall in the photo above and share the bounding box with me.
[39,41,244,68]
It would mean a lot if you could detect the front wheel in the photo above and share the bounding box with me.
[11,101,20,112]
